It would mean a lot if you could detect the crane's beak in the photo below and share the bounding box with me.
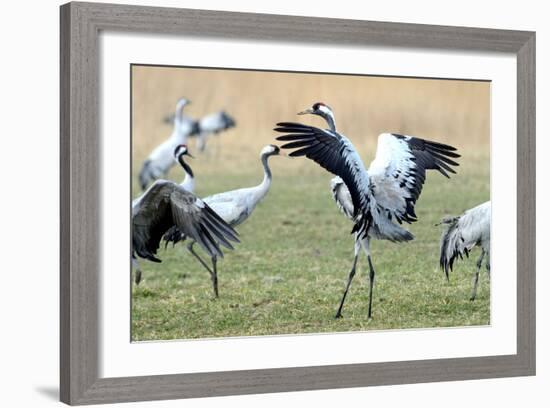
[297,108,314,115]
[186,152,195,159]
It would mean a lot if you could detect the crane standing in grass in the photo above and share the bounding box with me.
[438,201,491,301]
[276,102,461,319]
[164,144,284,297]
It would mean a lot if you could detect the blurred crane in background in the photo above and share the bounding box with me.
[138,98,195,190]
[164,110,236,152]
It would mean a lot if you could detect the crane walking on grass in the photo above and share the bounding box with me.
[275,102,461,319]
[438,201,491,301]
[163,144,284,297]
[138,98,195,190]
[132,145,239,285]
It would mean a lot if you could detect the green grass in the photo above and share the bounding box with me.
[131,155,490,341]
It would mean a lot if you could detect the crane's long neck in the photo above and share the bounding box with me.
[180,170,195,193]
[321,110,336,132]
[252,153,273,203]
[173,105,191,141]
[177,156,195,192]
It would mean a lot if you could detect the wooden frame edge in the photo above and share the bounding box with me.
[60,2,536,405]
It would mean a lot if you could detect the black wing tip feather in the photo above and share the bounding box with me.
[275,121,309,127]
[274,122,318,134]
[135,248,162,263]
[425,140,459,152]
[204,205,240,243]
[160,203,240,259]
[438,219,463,280]
[155,212,233,260]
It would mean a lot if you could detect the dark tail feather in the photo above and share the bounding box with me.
[438,216,460,280]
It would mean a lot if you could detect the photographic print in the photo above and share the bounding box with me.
[131,65,490,341]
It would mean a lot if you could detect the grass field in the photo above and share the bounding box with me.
[131,66,490,341]
[131,153,490,341]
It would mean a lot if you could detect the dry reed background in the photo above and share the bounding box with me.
[131,65,490,340]
[132,65,489,173]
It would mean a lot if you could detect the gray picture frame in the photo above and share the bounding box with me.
[60,2,536,405]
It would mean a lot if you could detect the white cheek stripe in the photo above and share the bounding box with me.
[318,105,331,116]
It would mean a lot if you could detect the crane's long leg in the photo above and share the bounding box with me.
[198,133,208,153]
[366,255,376,319]
[186,242,214,275]
[357,238,376,319]
[485,251,491,280]
[211,256,219,298]
[335,240,361,319]
[215,134,225,158]
[470,250,485,301]
[186,242,219,298]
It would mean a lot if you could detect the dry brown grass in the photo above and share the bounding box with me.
[132,65,490,175]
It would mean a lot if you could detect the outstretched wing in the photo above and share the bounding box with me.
[169,188,240,258]
[133,181,239,262]
[368,133,460,223]
[275,122,372,235]
[199,111,236,134]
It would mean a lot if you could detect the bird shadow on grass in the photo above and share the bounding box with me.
[35,386,58,401]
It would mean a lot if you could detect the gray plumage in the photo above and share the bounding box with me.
[277,102,460,318]
[439,201,491,300]
[163,144,282,297]
[330,176,354,219]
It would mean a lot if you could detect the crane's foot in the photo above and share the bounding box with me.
[334,311,343,319]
